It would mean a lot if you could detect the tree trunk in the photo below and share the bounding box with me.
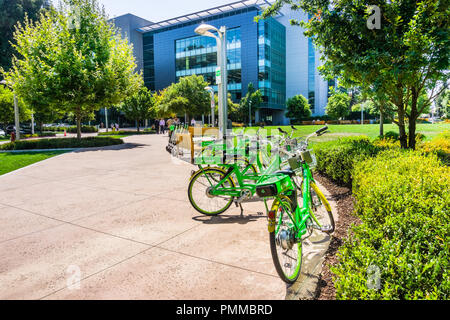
[137,119,140,133]
[40,122,43,134]
[408,90,419,150]
[397,107,408,149]
[379,110,384,137]
[76,117,82,140]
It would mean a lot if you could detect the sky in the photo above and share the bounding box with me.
[85,0,241,23]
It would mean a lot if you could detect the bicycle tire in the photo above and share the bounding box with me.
[188,168,236,216]
[269,199,303,284]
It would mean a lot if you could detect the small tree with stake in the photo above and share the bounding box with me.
[120,86,155,132]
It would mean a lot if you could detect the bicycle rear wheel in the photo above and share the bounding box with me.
[188,168,235,216]
[269,199,302,284]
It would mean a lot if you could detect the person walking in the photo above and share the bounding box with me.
[191,118,196,127]
[154,119,160,134]
[159,118,166,135]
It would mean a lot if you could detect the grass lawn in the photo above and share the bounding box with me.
[238,123,450,143]
[0,151,68,176]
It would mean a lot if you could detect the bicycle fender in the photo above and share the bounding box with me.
[311,183,332,212]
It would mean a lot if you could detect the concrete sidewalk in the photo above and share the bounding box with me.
[0,134,335,300]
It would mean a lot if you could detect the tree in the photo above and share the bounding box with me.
[326,89,351,120]
[0,0,48,73]
[0,85,30,131]
[260,0,449,149]
[237,83,263,124]
[435,89,449,119]
[5,0,141,139]
[160,75,210,121]
[285,94,311,123]
[120,85,155,132]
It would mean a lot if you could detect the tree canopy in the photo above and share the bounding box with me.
[0,0,47,73]
[326,89,351,120]
[285,94,311,123]
[0,85,31,130]
[236,83,263,124]
[5,0,141,138]
[260,0,449,149]
[159,75,211,119]
[120,85,155,132]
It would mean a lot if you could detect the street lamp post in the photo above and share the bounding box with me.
[249,100,253,127]
[205,86,215,127]
[195,24,228,138]
[1,80,20,140]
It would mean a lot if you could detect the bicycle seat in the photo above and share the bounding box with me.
[274,170,296,177]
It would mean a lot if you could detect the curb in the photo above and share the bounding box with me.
[0,148,78,153]
[285,180,339,300]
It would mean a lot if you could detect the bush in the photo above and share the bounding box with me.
[22,132,57,138]
[98,130,156,136]
[332,150,449,299]
[67,126,98,133]
[314,136,386,186]
[45,126,98,133]
[382,131,400,141]
[419,131,450,164]
[0,137,123,150]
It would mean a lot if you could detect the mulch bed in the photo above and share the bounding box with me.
[312,173,361,300]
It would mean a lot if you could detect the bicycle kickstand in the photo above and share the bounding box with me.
[239,203,244,218]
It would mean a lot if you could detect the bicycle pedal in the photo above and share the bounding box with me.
[321,225,333,232]
[257,212,264,216]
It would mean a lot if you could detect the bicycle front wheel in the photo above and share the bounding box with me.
[309,182,335,235]
[269,199,302,284]
[188,168,235,216]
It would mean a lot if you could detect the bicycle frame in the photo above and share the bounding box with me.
[265,161,332,240]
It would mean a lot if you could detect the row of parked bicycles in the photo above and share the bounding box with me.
[175,125,335,284]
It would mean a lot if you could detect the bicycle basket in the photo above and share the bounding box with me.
[256,174,294,198]
[301,150,317,169]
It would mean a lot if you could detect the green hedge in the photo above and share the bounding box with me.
[22,132,57,138]
[314,136,385,186]
[98,129,156,136]
[45,126,98,133]
[0,137,123,151]
[332,150,449,300]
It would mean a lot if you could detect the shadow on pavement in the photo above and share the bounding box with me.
[73,142,149,153]
[193,213,266,225]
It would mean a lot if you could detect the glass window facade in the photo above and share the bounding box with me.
[174,28,242,101]
[257,18,286,113]
[143,34,155,90]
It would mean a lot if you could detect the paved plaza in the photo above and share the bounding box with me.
[0,134,336,300]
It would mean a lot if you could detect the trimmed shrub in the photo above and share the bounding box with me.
[314,136,385,186]
[98,130,156,136]
[22,132,57,138]
[0,137,123,150]
[45,126,98,133]
[67,126,98,133]
[419,131,450,164]
[332,150,449,300]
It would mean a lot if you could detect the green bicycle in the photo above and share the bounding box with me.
[256,126,335,283]
[188,137,281,216]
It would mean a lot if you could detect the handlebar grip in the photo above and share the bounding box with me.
[278,128,288,135]
[315,126,329,135]
[291,126,298,131]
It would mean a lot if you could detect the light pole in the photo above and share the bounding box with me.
[195,24,228,138]
[105,107,109,132]
[205,86,215,127]
[249,100,253,127]
[1,80,20,140]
